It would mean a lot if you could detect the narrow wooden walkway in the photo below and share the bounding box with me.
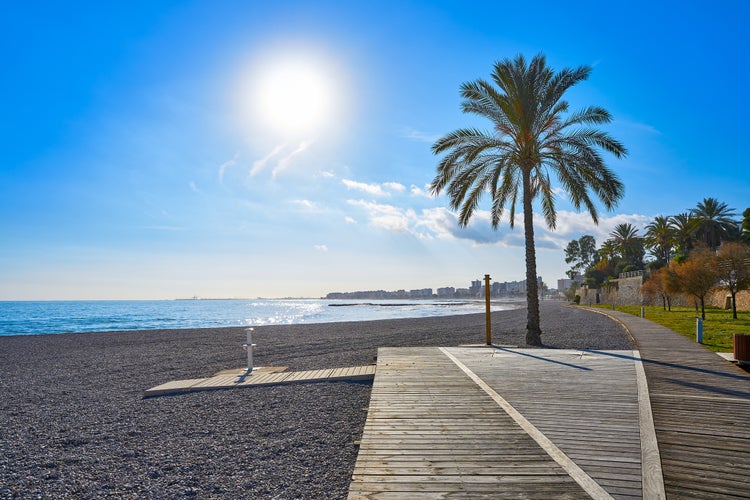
[587,308,750,499]
[349,346,658,499]
[143,365,375,397]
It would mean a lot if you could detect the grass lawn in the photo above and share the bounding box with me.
[593,304,750,352]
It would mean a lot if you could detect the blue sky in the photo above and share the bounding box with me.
[2,0,749,300]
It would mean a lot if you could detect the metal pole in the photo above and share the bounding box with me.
[484,274,492,345]
[696,318,703,344]
[244,327,257,373]
[641,307,645,318]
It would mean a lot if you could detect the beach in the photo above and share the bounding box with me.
[0,301,633,498]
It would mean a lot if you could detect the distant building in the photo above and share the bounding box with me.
[557,278,574,291]
[437,287,455,298]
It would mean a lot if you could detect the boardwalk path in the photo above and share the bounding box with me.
[349,346,655,499]
[350,307,750,499]
[588,308,750,499]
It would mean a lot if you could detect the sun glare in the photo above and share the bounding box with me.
[249,55,338,139]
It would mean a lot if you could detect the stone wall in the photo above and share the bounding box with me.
[707,289,750,310]
[580,277,750,311]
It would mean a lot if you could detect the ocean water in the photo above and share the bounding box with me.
[0,299,522,336]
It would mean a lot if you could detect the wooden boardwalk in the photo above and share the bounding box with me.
[143,365,375,397]
[349,346,659,499]
[588,308,750,499]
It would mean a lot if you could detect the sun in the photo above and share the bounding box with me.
[250,57,336,138]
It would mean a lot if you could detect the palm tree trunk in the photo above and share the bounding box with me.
[522,171,542,346]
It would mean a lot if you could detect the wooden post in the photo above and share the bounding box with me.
[484,274,492,345]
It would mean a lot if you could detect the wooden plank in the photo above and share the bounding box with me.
[349,346,652,499]
[144,365,375,396]
[585,307,750,498]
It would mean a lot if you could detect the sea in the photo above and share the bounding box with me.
[0,299,523,336]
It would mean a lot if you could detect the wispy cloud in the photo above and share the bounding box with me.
[249,144,285,177]
[272,140,313,178]
[218,152,240,183]
[188,181,202,195]
[341,179,405,196]
[614,119,662,135]
[314,244,329,252]
[397,126,441,143]
[289,199,326,213]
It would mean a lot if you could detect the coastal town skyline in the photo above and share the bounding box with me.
[2,1,749,300]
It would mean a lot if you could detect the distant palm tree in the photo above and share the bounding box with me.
[670,212,697,257]
[690,197,738,250]
[644,215,676,265]
[609,223,644,270]
[431,53,626,345]
[598,240,619,263]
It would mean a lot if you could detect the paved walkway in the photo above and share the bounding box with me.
[349,307,750,499]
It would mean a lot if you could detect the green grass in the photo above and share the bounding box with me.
[593,304,750,352]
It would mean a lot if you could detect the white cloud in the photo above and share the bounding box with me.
[314,244,329,252]
[341,179,407,196]
[397,126,441,143]
[319,170,335,178]
[614,119,662,135]
[342,179,386,196]
[410,184,433,198]
[383,181,406,192]
[188,181,202,195]
[249,144,285,176]
[272,140,313,178]
[289,199,327,214]
[218,151,240,182]
[345,216,357,224]
[347,199,413,233]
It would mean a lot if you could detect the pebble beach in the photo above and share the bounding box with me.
[0,301,634,499]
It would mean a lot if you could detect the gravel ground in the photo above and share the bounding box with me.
[0,301,632,499]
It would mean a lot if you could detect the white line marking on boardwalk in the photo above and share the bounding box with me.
[633,349,667,499]
[439,347,614,500]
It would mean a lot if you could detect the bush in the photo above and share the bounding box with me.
[573,294,581,305]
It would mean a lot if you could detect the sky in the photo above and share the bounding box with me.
[1,0,749,300]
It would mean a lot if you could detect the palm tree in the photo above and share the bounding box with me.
[670,212,697,257]
[609,223,644,270]
[644,215,675,265]
[690,197,738,251]
[430,54,626,345]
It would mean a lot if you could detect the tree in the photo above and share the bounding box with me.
[641,267,676,311]
[690,197,738,251]
[644,215,675,266]
[672,248,719,320]
[564,235,597,281]
[431,53,626,345]
[670,212,697,258]
[742,208,750,243]
[714,242,750,319]
[608,223,645,271]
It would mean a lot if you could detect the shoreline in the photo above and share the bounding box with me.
[0,297,525,337]
[0,302,634,498]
